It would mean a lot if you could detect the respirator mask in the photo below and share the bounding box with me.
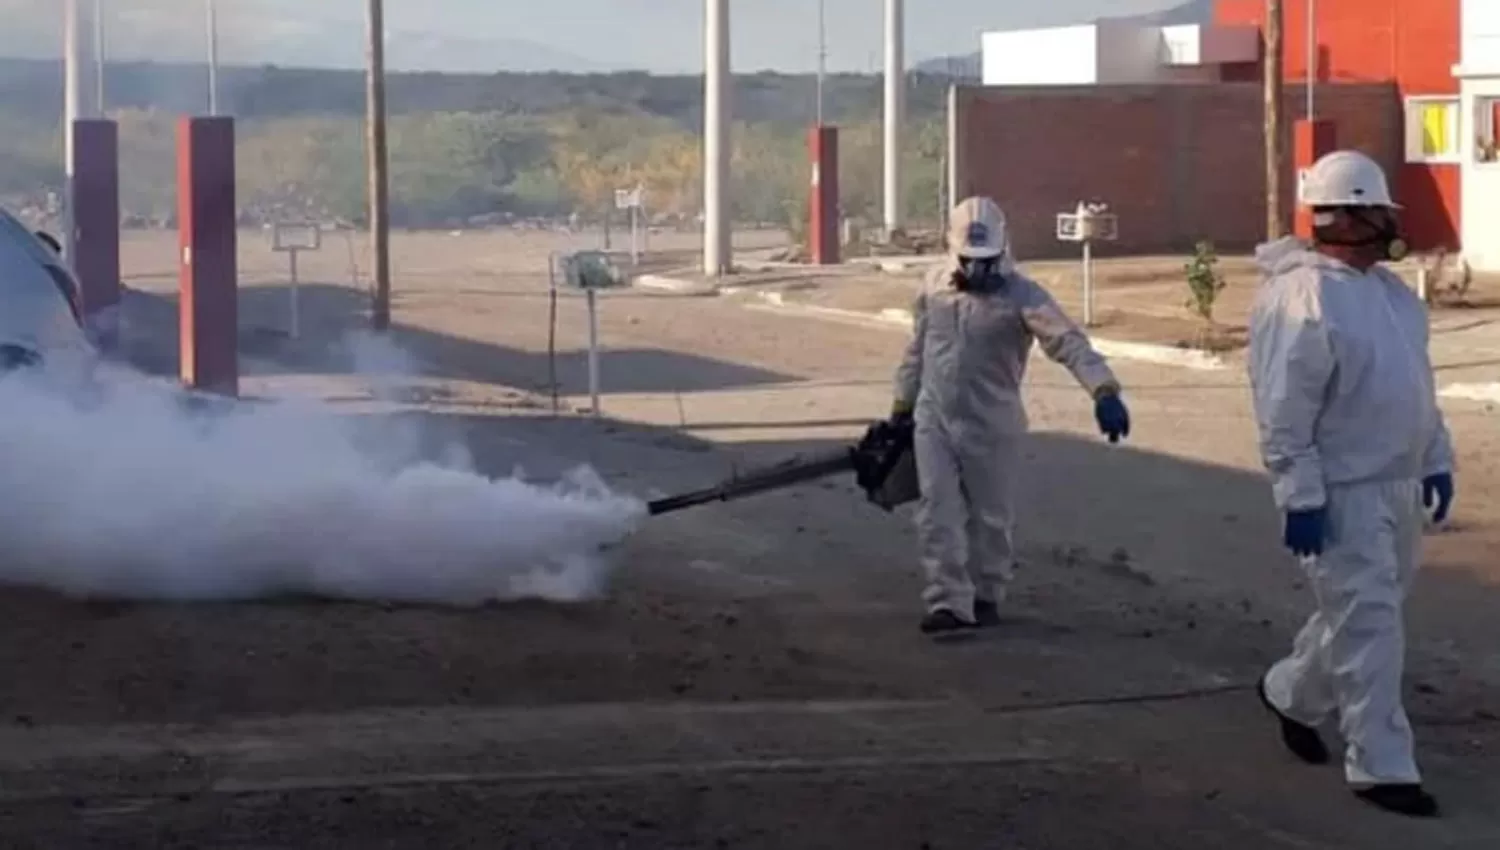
[951,256,1008,294]
[1312,207,1409,262]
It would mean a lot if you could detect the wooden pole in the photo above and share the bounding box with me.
[366,0,392,330]
[1265,0,1286,239]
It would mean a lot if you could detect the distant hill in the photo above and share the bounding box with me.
[913,54,981,80]
[1122,0,1215,25]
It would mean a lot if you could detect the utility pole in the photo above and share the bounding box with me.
[366,0,392,329]
[1265,0,1286,239]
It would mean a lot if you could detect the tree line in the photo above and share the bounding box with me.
[0,60,953,231]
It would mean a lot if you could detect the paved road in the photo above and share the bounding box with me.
[8,239,1495,847]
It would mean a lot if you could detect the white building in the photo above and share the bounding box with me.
[980,21,1258,87]
[1455,0,1500,271]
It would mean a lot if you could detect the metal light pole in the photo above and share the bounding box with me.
[92,0,104,111]
[815,0,827,125]
[366,0,392,330]
[62,0,99,269]
[205,0,220,115]
[702,0,730,277]
[882,0,904,238]
[1304,0,1316,120]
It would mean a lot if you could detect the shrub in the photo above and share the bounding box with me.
[1184,240,1226,324]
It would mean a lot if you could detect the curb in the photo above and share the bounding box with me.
[745,292,1230,371]
[1438,382,1500,404]
[1090,339,1228,371]
[631,275,721,297]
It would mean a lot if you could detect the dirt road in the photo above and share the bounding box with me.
[3,230,1496,847]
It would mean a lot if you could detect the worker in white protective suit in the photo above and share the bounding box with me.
[1249,149,1453,819]
[891,197,1130,637]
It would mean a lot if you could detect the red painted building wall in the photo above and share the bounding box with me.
[1215,0,1462,251]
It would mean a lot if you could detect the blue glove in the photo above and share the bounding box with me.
[1422,472,1454,523]
[1283,509,1326,558]
[1094,392,1130,443]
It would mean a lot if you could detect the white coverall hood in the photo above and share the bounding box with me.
[893,263,1116,618]
[1248,235,1453,788]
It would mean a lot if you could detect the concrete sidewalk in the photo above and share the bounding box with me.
[638,253,1500,375]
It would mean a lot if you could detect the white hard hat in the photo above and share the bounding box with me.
[1299,150,1400,209]
[948,196,1008,259]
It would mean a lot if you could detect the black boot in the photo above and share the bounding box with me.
[1354,784,1439,818]
[973,599,1002,628]
[1256,676,1331,765]
[919,609,977,637]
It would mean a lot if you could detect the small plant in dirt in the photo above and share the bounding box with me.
[1184,240,1227,325]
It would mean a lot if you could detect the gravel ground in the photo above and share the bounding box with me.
[0,229,1494,847]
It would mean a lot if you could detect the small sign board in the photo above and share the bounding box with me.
[614,186,644,211]
[1055,203,1118,242]
[272,221,322,252]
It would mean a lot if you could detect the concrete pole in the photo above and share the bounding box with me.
[63,0,99,269]
[882,0,904,238]
[702,0,730,277]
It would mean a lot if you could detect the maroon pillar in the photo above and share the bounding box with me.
[70,119,121,350]
[808,125,840,265]
[177,116,238,396]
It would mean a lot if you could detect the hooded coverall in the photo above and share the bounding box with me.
[893,258,1118,618]
[1248,236,1454,787]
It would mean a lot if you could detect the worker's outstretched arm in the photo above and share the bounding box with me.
[891,289,928,415]
[1016,277,1119,397]
[1248,281,1335,511]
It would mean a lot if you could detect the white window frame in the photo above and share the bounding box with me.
[1477,95,1500,165]
[1404,95,1462,164]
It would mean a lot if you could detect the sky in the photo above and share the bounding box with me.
[0,0,1199,73]
[374,0,1198,72]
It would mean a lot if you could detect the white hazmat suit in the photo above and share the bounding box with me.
[893,199,1120,624]
[1249,234,1453,787]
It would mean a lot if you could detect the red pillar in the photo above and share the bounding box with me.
[808,126,840,265]
[1294,119,1337,239]
[176,116,238,396]
[71,119,121,351]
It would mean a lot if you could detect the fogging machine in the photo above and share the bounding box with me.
[646,419,919,516]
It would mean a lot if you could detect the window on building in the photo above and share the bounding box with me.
[1404,97,1461,163]
[1478,97,1500,164]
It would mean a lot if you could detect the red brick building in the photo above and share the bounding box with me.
[1215,0,1463,252]
[958,0,1492,261]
